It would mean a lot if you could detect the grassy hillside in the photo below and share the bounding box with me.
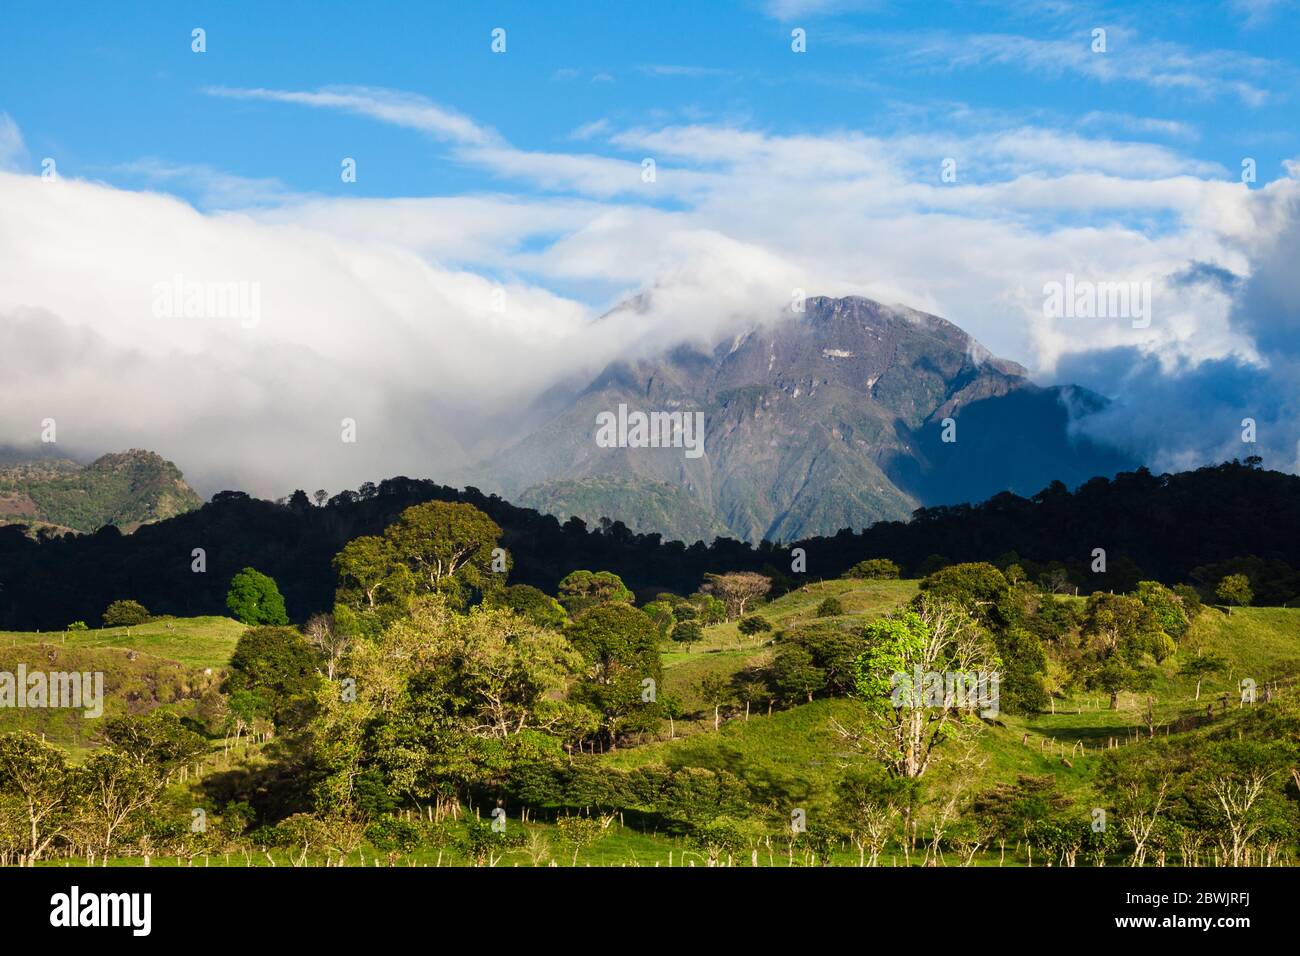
[11,580,1299,867]
[614,581,1300,823]
[0,616,242,751]
[0,616,244,670]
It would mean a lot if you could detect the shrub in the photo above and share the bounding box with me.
[845,558,900,580]
[365,816,422,853]
[103,599,150,627]
[815,597,843,617]
[66,621,88,632]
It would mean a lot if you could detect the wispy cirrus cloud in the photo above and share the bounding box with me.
[835,28,1282,105]
[205,85,500,146]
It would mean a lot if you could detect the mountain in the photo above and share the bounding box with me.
[467,296,1137,542]
[0,449,202,534]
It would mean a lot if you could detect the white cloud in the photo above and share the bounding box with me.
[3,91,1297,495]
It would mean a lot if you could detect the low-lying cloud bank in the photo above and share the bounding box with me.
[1,97,1298,498]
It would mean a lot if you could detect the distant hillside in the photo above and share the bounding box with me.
[466,295,1136,542]
[518,476,731,543]
[0,449,202,533]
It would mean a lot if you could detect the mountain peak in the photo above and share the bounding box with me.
[0,449,202,534]
[467,295,1133,543]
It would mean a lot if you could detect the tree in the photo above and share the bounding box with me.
[72,748,159,854]
[557,571,632,616]
[1182,651,1228,701]
[385,501,504,609]
[845,558,900,580]
[1099,752,1172,866]
[333,535,407,612]
[226,625,322,727]
[919,562,1008,629]
[838,767,912,866]
[226,567,289,626]
[313,489,329,507]
[1216,574,1252,615]
[100,712,207,784]
[1078,593,1160,709]
[303,613,350,680]
[555,815,607,865]
[487,584,567,629]
[0,732,72,861]
[768,644,825,704]
[102,599,150,627]
[671,620,704,653]
[841,596,999,779]
[566,604,662,747]
[701,572,771,620]
[737,615,772,637]
[733,673,768,721]
[1135,581,1191,641]
[698,674,733,731]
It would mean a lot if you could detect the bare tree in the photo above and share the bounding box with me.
[1211,770,1276,866]
[304,613,349,680]
[1115,771,1171,867]
[701,572,771,620]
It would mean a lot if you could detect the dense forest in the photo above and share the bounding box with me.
[1,457,1297,631]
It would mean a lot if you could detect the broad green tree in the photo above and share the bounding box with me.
[226,567,289,625]
[1216,574,1253,615]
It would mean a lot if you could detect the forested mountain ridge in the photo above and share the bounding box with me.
[1,458,1296,630]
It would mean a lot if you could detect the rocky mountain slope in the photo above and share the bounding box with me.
[468,296,1135,542]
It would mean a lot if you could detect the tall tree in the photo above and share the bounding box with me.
[840,597,999,779]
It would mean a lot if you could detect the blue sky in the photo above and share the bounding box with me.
[4,0,1296,208]
[1,1,1299,494]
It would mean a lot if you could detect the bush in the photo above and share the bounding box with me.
[365,816,422,853]
[815,597,843,617]
[845,558,900,580]
[103,599,150,627]
[66,621,88,632]
[737,615,772,636]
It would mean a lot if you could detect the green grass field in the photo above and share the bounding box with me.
[0,616,244,671]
